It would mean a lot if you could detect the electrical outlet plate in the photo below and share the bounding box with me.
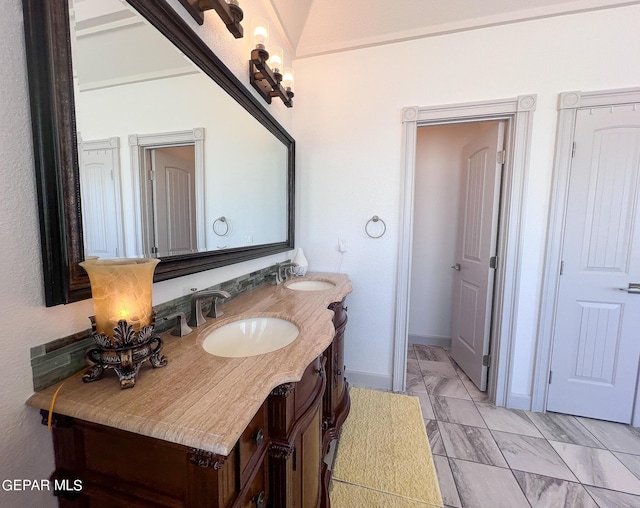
[338,239,348,252]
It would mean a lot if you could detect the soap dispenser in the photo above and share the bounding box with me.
[292,248,308,275]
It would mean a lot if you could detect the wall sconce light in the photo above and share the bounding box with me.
[79,259,167,389]
[282,67,295,98]
[177,0,244,38]
[249,20,294,108]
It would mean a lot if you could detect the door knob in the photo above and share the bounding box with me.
[451,263,461,271]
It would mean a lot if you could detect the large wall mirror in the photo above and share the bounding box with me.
[22,0,295,306]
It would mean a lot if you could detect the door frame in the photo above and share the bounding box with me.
[534,86,640,421]
[129,128,205,257]
[395,95,537,408]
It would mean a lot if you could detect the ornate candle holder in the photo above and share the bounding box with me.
[80,258,167,389]
[83,311,167,389]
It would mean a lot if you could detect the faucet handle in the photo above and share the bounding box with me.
[164,312,193,337]
[206,291,231,318]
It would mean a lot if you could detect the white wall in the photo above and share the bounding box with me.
[292,5,640,394]
[0,1,291,506]
[409,123,485,344]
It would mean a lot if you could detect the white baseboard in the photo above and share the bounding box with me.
[409,334,451,349]
[345,369,392,391]
[507,393,532,411]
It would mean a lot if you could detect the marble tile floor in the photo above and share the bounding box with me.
[406,343,640,508]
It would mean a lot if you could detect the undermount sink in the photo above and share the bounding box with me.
[202,317,299,357]
[286,280,336,291]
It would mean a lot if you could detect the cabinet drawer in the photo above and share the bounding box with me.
[330,301,348,328]
[239,402,268,483]
[295,357,323,418]
[240,458,268,508]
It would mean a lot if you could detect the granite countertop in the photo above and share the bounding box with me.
[27,272,352,456]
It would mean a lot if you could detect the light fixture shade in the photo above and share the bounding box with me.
[282,67,294,90]
[80,258,159,339]
[269,46,284,73]
[251,18,269,49]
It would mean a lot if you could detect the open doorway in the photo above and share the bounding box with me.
[394,96,537,408]
[409,121,506,393]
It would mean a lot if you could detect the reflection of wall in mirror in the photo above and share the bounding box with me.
[75,72,289,257]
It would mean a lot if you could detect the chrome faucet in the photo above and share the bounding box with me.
[188,289,231,327]
[274,262,298,285]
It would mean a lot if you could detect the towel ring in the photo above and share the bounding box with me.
[213,216,229,236]
[365,215,386,239]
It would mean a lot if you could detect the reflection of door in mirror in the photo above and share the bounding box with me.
[79,137,125,259]
[70,0,290,261]
[147,146,197,258]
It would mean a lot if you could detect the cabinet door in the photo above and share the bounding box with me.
[268,355,325,508]
[292,404,322,508]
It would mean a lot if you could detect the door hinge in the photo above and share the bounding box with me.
[560,261,564,275]
[489,256,498,269]
[149,169,156,181]
[548,370,553,384]
[497,150,506,165]
[571,142,576,158]
[482,354,491,367]
[151,246,158,254]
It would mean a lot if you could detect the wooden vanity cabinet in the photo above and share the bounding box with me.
[38,299,350,508]
[40,356,328,508]
[42,402,269,508]
[323,300,350,450]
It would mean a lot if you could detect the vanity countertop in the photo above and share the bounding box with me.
[26,272,352,456]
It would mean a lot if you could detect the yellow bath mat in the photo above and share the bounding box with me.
[331,481,443,507]
[331,387,443,507]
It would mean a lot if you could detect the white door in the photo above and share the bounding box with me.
[79,142,122,258]
[151,147,197,257]
[547,105,640,423]
[450,122,505,391]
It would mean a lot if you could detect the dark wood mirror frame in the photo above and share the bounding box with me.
[22,0,295,307]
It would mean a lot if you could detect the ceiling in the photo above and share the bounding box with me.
[269,0,640,58]
[71,0,196,90]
